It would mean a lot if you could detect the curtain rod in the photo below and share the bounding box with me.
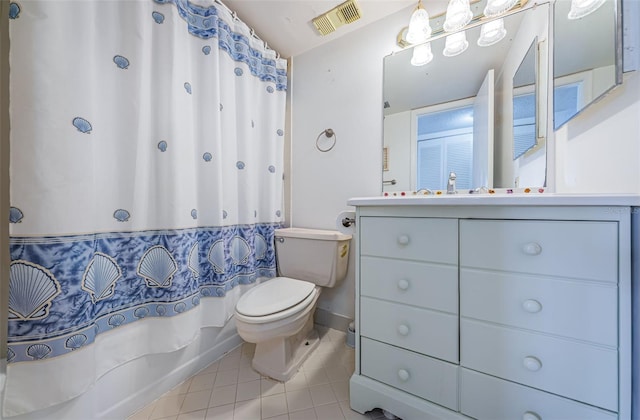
[213,0,278,58]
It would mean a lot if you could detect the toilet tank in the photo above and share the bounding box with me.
[274,228,351,287]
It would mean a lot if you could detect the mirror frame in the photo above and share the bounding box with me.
[552,0,623,131]
[513,37,539,160]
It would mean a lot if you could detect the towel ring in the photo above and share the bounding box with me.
[316,128,337,152]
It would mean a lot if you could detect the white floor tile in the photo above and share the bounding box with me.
[176,409,207,420]
[164,379,193,397]
[150,395,186,419]
[314,402,345,420]
[265,414,289,420]
[205,403,234,420]
[261,394,288,419]
[236,379,262,402]
[285,388,314,413]
[308,384,337,407]
[325,365,349,383]
[219,352,242,372]
[209,384,237,408]
[189,373,217,392]
[238,365,262,383]
[214,368,239,387]
[200,361,219,375]
[181,390,212,414]
[339,401,369,420]
[289,408,318,420]
[303,369,330,387]
[131,328,356,420]
[330,381,349,402]
[284,371,309,392]
[261,378,285,397]
[288,408,317,420]
[234,399,261,420]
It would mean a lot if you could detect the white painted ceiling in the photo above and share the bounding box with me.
[222,0,420,58]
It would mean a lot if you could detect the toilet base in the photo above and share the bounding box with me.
[251,315,320,382]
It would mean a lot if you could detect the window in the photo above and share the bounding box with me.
[415,105,473,191]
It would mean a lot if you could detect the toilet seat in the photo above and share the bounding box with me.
[235,277,318,324]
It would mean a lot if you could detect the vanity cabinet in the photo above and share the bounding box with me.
[348,200,635,420]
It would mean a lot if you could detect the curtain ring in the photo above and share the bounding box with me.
[316,128,337,152]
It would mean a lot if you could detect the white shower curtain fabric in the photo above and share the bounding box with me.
[5,0,287,416]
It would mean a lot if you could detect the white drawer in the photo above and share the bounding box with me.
[459,220,617,283]
[361,337,459,412]
[460,368,617,420]
[360,217,457,264]
[461,269,617,346]
[461,319,618,411]
[361,297,458,363]
[361,256,458,314]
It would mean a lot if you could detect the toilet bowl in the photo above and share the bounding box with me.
[234,228,351,382]
[235,277,321,381]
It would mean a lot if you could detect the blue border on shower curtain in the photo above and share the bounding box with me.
[7,223,279,363]
[154,0,288,91]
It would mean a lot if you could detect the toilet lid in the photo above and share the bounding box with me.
[236,277,316,317]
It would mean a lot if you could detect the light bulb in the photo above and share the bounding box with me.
[443,31,469,57]
[477,18,507,47]
[406,2,432,44]
[568,0,607,19]
[411,43,434,66]
[483,0,519,18]
[443,0,473,32]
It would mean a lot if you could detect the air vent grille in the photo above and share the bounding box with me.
[338,1,361,24]
[312,0,362,36]
[313,15,337,36]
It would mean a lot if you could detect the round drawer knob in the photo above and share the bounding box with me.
[522,242,542,256]
[397,235,410,246]
[522,411,541,420]
[523,356,542,372]
[397,369,410,382]
[397,279,410,291]
[397,324,410,336]
[522,299,542,313]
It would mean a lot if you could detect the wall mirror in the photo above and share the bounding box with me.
[383,3,549,192]
[512,39,537,160]
[553,0,622,130]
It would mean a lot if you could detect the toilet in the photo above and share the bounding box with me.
[234,227,351,381]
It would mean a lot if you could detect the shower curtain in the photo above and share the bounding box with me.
[5,0,287,415]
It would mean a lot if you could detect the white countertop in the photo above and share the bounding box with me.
[347,193,640,207]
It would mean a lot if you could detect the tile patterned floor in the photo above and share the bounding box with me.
[127,327,389,420]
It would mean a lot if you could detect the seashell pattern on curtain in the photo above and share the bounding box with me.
[5,0,286,414]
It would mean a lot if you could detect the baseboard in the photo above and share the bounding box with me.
[314,307,352,332]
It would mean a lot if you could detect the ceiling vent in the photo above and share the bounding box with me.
[312,0,362,36]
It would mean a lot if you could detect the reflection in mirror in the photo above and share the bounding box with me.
[553,0,621,130]
[383,4,549,192]
[413,101,474,191]
[513,39,536,160]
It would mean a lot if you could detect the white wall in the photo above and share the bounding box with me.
[555,71,640,192]
[290,1,640,322]
[383,111,411,192]
[289,6,412,320]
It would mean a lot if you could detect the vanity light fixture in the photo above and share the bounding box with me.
[483,0,519,17]
[442,31,469,56]
[477,18,507,46]
[567,0,607,19]
[411,42,434,66]
[443,0,473,32]
[406,0,432,44]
